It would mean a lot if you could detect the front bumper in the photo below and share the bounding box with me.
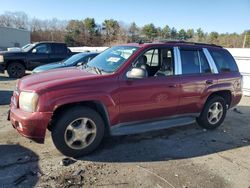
[9,106,52,143]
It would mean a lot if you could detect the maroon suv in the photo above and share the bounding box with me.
[8,41,242,157]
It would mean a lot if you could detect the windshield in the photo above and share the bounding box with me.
[22,43,35,52]
[22,44,31,49]
[86,46,139,73]
[63,53,86,65]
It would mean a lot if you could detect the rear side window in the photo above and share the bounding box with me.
[180,50,211,74]
[209,49,238,72]
[53,44,67,54]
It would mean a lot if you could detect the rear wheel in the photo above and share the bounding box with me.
[196,96,227,130]
[52,106,105,157]
[7,62,25,78]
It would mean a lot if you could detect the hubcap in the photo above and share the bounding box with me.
[207,102,223,125]
[64,118,97,150]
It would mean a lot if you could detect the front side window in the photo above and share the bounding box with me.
[209,49,238,72]
[134,48,174,77]
[86,46,139,73]
[180,50,211,75]
[145,49,159,67]
[33,44,51,54]
[63,53,86,65]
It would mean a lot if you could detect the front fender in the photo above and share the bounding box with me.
[38,89,119,126]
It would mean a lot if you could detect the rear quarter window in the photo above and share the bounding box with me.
[209,49,239,72]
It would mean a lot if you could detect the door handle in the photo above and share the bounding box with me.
[206,80,213,85]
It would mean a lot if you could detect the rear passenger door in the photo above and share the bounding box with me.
[49,44,69,63]
[178,48,218,114]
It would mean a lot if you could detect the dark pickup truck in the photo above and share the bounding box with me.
[0,42,77,78]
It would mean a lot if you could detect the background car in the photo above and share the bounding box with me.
[0,42,78,78]
[32,52,99,73]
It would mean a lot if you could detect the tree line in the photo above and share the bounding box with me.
[0,11,249,48]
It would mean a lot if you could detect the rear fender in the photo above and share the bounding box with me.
[199,82,234,109]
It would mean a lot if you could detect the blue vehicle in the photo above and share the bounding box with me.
[32,52,99,73]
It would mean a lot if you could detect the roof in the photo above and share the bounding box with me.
[124,40,223,49]
[78,52,100,55]
[34,41,67,45]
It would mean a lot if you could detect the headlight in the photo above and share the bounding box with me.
[19,92,39,112]
[0,55,4,63]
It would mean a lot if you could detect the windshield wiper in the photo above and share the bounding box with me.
[92,66,102,75]
[83,64,102,75]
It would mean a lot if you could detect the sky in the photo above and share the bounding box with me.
[0,0,249,33]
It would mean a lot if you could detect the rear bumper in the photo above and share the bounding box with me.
[230,91,242,108]
[9,107,52,143]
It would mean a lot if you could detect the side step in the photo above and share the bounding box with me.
[110,117,196,136]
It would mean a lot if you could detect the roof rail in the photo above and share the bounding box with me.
[155,40,222,48]
[136,39,152,44]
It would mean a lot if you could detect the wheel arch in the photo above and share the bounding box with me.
[48,100,111,135]
[205,90,232,108]
[6,59,27,69]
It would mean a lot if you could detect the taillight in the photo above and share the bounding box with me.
[235,75,243,91]
[233,75,243,91]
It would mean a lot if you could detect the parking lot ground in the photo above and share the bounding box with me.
[0,73,250,188]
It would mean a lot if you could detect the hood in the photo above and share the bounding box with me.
[19,67,101,92]
[0,51,27,60]
[0,51,26,56]
[32,62,64,73]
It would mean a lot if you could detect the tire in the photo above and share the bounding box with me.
[196,96,227,130]
[7,62,25,78]
[51,106,105,157]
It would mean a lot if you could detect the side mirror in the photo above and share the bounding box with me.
[126,67,148,79]
[77,62,85,66]
[32,49,37,53]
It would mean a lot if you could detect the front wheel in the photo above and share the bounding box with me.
[196,96,227,130]
[7,62,25,78]
[51,106,105,157]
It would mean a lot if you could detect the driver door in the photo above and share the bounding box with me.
[118,48,181,123]
[27,44,51,69]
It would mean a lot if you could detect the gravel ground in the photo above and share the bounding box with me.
[0,72,250,188]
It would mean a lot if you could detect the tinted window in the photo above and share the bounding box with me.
[88,54,98,61]
[180,50,211,74]
[54,44,67,54]
[209,49,238,72]
[33,44,51,54]
[199,51,211,73]
[63,53,86,65]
